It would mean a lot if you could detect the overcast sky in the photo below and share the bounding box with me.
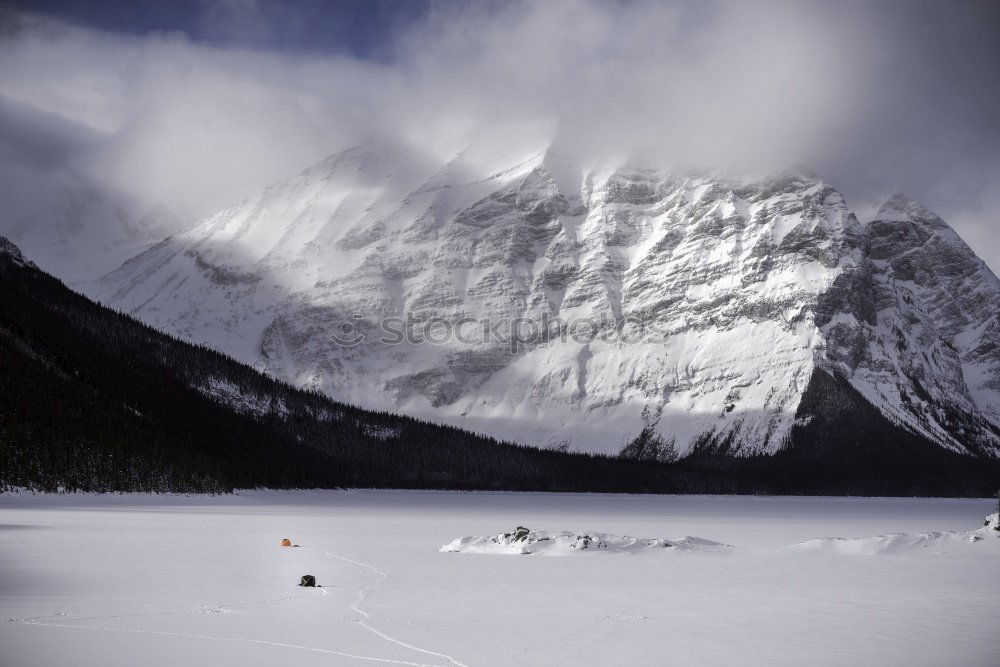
[1,0,998,272]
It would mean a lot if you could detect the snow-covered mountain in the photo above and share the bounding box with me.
[94,138,1000,457]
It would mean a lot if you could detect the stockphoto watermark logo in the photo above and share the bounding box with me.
[329,313,670,351]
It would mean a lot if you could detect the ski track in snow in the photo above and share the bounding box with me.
[8,545,467,667]
[320,549,468,667]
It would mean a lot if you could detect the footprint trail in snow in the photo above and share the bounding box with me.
[319,549,468,667]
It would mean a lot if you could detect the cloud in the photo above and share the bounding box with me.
[195,0,306,48]
[0,0,997,276]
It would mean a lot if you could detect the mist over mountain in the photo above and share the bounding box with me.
[2,0,998,280]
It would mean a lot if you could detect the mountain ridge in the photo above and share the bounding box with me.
[91,141,1000,459]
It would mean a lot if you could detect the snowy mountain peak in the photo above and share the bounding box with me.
[93,148,1000,458]
[874,192,946,225]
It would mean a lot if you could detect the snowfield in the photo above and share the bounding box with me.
[2,491,998,666]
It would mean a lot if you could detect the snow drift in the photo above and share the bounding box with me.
[442,514,1000,556]
[784,512,1000,555]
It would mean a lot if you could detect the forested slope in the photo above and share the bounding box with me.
[2,238,997,495]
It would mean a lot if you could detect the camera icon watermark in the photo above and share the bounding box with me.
[329,313,367,348]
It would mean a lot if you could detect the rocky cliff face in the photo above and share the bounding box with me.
[816,195,1000,454]
[95,140,1000,457]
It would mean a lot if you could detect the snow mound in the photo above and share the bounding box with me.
[785,513,1000,555]
[443,516,1000,557]
[440,526,728,555]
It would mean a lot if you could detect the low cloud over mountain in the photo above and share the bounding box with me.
[1,0,998,278]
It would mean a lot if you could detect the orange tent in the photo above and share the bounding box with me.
[280,538,292,547]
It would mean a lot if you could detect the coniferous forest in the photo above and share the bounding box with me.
[1,242,997,496]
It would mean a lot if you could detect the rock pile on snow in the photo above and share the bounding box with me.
[440,527,727,555]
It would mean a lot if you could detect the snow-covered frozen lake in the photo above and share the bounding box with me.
[2,491,998,666]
